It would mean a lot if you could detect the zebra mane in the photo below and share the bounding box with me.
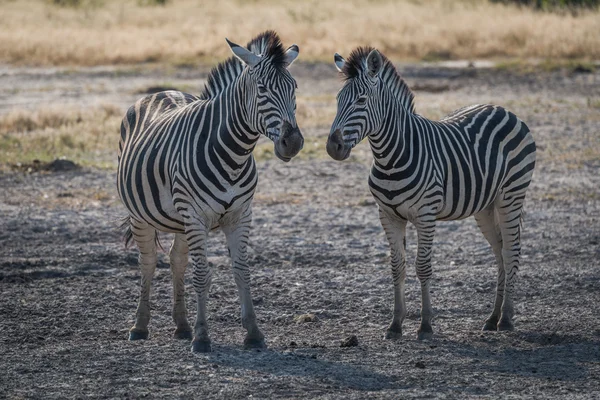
[200,30,288,100]
[341,47,415,114]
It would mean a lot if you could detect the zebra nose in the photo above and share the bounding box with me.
[326,129,349,160]
[276,121,303,161]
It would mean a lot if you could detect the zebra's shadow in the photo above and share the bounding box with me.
[440,331,600,381]
[201,345,396,391]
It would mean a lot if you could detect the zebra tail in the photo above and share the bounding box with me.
[117,216,165,252]
[155,231,165,253]
[118,216,134,249]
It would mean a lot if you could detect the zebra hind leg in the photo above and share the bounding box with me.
[495,196,526,331]
[170,233,192,340]
[474,206,504,331]
[129,219,158,340]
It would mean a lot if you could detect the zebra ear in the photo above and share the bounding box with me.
[226,38,261,68]
[366,49,383,78]
[334,53,346,72]
[284,44,299,67]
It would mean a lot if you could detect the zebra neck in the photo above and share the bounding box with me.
[369,98,442,178]
[369,99,413,171]
[210,83,261,169]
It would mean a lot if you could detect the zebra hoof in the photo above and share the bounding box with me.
[482,318,498,331]
[497,319,514,332]
[191,338,212,353]
[244,337,267,350]
[417,324,433,340]
[174,327,193,340]
[384,328,403,340]
[129,328,149,341]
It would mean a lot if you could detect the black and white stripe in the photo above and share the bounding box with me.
[327,47,536,339]
[117,31,302,352]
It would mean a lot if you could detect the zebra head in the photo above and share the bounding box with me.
[327,48,386,161]
[226,32,304,162]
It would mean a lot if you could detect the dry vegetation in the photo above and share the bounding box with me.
[0,94,339,169]
[0,0,598,66]
[3,91,598,171]
[0,0,598,171]
[0,105,122,169]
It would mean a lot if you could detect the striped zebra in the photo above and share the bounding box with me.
[117,31,303,352]
[327,47,536,339]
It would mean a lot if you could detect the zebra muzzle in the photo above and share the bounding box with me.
[326,129,351,161]
[275,121,304,162]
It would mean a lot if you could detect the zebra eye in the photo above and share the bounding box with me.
[356,96,367,106]
[257,84,268,95]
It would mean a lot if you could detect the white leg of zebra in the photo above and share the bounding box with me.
[415,217,436,340]
[474,205,505,331]
[496,198,524,331]
[380,210,408,340]
[169,233,192,339]
[129,220,158,340]
[223,207,265,349]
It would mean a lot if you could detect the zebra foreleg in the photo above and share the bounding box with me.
[415,217,436,340]
[223,210,266,350]
[169,233,192,340]
[129,219,158,341]
[185,220,213,353]
[379,210,408,340]
[474,206,505,331]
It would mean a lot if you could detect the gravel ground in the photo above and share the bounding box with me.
[1,63,599,399]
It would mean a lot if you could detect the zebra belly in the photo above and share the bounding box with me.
[435,163,503,221]
[374,197,415,221]
[123,177,256,233]
[118,169,186,233]
[148,189,186,232]
[435,184,493,221]
[369,184,434,223]
[368,171,444,223]
[372,187,493,223]
[170,170,258,230]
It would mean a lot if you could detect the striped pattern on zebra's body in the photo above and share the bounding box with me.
[117,31,302,353]
[117,89,259,234]
[368,103,536,223]
[327,47,536,340]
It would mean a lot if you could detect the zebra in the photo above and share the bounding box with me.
[117,31,303,352]
[326,47,536,340]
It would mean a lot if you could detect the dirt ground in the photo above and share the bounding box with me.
[1,62,599,399]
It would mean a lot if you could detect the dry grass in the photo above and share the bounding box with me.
[0,94,338,169]
[0,0,598,67]
[0,105,122,169]
[1,91,597,171]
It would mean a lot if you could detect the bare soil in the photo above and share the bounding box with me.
[1,62,599,399]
